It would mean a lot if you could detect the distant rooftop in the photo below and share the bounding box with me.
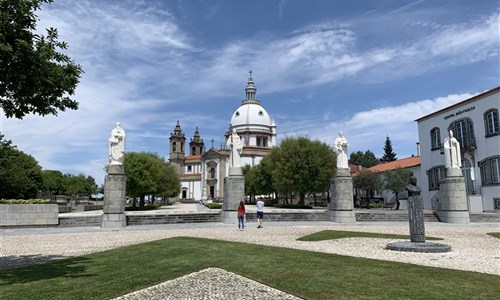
[366,156,421,173]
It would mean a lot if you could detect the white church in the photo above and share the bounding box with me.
[169,72,277,201]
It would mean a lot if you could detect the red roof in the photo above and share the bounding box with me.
[185,155,202,160]
[366,156,421,173]
[415,86,500,122]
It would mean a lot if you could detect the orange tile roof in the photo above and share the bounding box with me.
[366,156,421,173]
[185,155,202,160]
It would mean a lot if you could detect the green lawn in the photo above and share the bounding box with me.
[297,230,443,241]
[0,237,498,300]
[487,232,500,239]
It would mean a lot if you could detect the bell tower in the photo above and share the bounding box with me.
[189,127,205,155]
[169,120,186,174]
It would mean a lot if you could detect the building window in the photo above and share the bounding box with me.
[430,127,441,151]
[479,156,500,186]
[449,118,475,149]
[187,165,192,172]
[172,141,177,152]
[191,146,196,155]
[210,168,216,179]
[484,109,499,137]
[427,166,446,190]
[256,136,268,147]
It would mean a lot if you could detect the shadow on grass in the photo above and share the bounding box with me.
[0,256,93,285]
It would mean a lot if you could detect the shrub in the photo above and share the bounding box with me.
[206,203,222,209]
[125,204,161,211]
[0,199,50,204]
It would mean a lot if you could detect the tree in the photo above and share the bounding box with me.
[63,173,95,198]
[124,152,180,206]
[383,168,411,210]
[0,134,43,198]
[353,170,383,205]
[349,150,379,168]
[0,0,83,119]
[41,169,65,195]
[381,136,397,162]
[266,137,336,205]
[243,162,273,203]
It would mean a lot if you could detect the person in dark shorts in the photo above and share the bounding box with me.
[256,200,264,228]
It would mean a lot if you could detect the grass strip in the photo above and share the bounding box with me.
[297,230,443,241]
[486,232,500,239]
[0,237,498,300]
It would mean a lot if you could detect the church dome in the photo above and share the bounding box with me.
[230,71,273,132]
[231,103,272,129]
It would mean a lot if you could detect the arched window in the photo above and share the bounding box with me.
[448,118,475,149]
[430,127,441,151]
[191,146,196,155]
[479,156,500,185]
[172,141,177,152]
[210,168,216,179]
[484,109,499,137]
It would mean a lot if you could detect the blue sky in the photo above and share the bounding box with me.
[1,0,498,185]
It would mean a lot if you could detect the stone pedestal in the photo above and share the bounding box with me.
[407,195,425,242]
[102,164,127,228]
[438,172,470,224]
[220,174,244,224]
[329,168,356,223]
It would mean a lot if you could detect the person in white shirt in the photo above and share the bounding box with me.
[256,200,264,228]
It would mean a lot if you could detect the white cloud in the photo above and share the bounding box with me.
[277,92,477,157]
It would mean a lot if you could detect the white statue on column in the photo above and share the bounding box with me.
[335,131,349,169]
[109,122,126,165]
[443,130,461,169]
[227,130,243,168]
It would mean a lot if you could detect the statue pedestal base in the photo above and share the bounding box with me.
[101,213,126,228]
[407,195,425,242]
[329,168,356,223]
[102,164,127,228]
[437,174,470,224]
[221,173,244,224]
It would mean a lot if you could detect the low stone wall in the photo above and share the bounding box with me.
[0,204,58,227]
[127,213,221,226]
[58,216,102,227]
[245,212,329,222]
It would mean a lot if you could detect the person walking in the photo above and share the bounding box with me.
[256,199,264,228]
[237,201,246,231]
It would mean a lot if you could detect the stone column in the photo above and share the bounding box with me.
[437,168,470,224]
[220,167,244,224]
[102,164,127,228]
[329,168,356,223]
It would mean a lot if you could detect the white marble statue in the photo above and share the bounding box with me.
[109,122,126,165]
[335,131,349,169]
[227,130,243,168]
[443,130,461,169]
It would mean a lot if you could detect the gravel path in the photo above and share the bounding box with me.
[1,221,499,299]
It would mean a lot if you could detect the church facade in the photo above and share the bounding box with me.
[169,72,277,201]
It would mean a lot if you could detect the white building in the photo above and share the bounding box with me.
[169,72,276,201]
[416,87,500,212]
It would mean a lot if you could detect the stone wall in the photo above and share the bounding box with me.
[0,204,58,227]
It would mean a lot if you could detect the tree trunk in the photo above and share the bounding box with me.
[139,195,145,207]
[299,192,305,206]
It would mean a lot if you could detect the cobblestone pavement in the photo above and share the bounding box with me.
[1,220,499,299]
